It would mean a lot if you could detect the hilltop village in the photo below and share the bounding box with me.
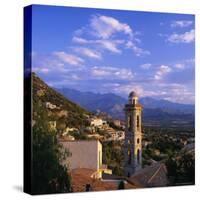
[45,102,125,142]
[32,73,195,193]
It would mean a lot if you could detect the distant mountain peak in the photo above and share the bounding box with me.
[56,87,194,128]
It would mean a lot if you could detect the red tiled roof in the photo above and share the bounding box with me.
[70,168,116,192]
[70,168,139,192]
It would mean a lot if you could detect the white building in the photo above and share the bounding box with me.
[90,118,107,127]
[62,127,78,135]
[59,140,112,178]
[112,120,121,127]
[45,102,57,109]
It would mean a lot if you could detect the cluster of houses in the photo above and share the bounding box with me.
[45,100,126,142]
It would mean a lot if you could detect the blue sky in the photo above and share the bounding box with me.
[31,5,195,104]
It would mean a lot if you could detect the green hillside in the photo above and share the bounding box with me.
[32,73,91,133]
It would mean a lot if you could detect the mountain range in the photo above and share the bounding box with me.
[56,87,194,128]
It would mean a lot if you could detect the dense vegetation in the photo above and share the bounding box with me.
[142,127,195,185]
[31,104,71,194]
[166,151,195,185]
[102,141,123,176]
[32,127,71,194]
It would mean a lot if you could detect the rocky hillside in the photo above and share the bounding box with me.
[32,73,91,134]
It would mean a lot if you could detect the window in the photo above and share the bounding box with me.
[137,115,140,129]
[137,149,140,164]
[137,138,140,144]
[128,115,132,131]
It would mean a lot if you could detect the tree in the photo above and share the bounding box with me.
[32,126,71,194]
[118,181,125,189]
[179,152,195,184]
[166,152,195,185]
[165,157,178,184]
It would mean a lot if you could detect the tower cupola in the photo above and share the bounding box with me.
[128,91,138,105]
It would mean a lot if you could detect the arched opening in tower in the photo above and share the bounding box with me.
[137,115,140,130]
[137,149,140,164]
[128,115,132,131]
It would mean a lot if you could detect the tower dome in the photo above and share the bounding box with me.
[129,91,137,98]
[128,91,138,105]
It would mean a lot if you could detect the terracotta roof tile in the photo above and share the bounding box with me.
[70,168,139,192]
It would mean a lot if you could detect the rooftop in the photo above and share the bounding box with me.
[130,162,168,187]
[129,91,137,98]
[70,168,140,192]
[59,138,100,143]
[70,168,116,192]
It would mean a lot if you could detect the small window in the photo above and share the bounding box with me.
[137,149,140,164]
[137,115,140,129]
[128,115,132,131]
[137,138,140,144]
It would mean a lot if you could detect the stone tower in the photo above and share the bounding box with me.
[123,91,142,177]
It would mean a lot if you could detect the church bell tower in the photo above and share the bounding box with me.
[123,91,142,177]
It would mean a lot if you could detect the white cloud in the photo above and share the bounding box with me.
[154,65,172,80]
[91,66,134,80]
[72,36,88,44]
[72,15,150,56]
[174,63,185,70]
[90,15,133,39]
[103,81,194,104]
[32,53,67,74]
[97,39,122,53]
[167,29,195,43]
[158,83,194,104]
[125,41,150,56]
[33,67,50,74]
[171,20,193,28]
[140,63,152,69]
[73,47,102,59]
[110,83,144,96]
[105,83,157,98]
[72,36,123,54]
[172,58,194,71]
[53,51,84,66]
[185,58,195,65]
